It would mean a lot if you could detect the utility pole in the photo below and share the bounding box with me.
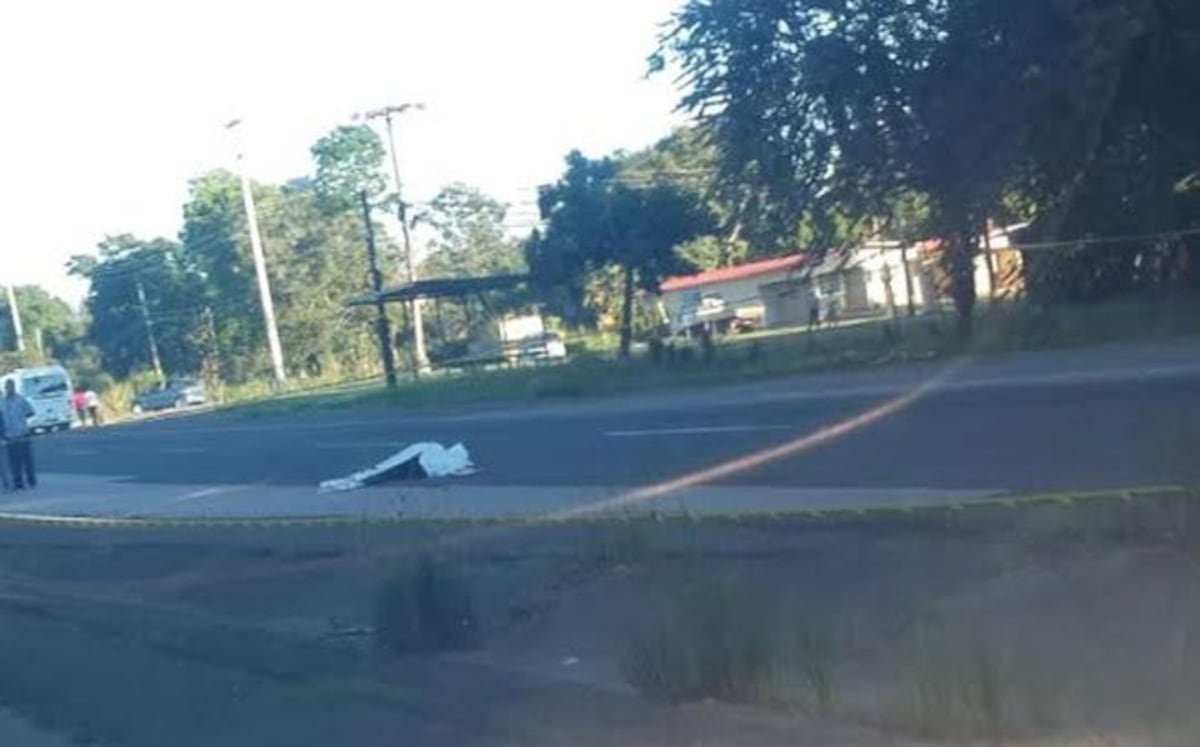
[202,306,221,384]
[226,119,287,390]
[4,285,25,352]
[900,243,916,317]
[982,219,997,301]
[359,190,398,388]
[365,102,430,375]
[135,277,164,381]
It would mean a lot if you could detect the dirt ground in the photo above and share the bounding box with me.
[0,493,1198,746]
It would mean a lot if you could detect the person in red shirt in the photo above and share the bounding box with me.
[72,387,89,427]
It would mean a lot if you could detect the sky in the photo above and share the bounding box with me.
[0,0,688,305]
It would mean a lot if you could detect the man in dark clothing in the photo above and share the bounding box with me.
[3,380,36,489]
[0,409,8,492]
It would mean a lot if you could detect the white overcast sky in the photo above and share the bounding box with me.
[0,0,687,304]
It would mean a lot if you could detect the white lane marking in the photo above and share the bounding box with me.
[63,448,101,456]
[159,447,208,454]
[314,441,404,450]
[172,485,251,502]
[605,425,793,437]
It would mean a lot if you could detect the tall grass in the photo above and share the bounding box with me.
[622,580,778,703]
[374,555,480,655]
[891,623,1018,744]
[621,579,842,709]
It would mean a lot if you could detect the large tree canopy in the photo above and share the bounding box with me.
[311,124,389,215]
[68,235,206,379]
[527,150,714,356]
[419,183,526,280]
[658,0,1200,327]
[0,285,81,362]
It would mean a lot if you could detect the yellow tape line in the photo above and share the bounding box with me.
[0,484,1188,530]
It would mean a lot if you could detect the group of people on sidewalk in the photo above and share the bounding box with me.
[71,387,102,427]
[1,380,37,491]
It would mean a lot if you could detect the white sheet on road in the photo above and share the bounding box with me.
[318,441,477,493]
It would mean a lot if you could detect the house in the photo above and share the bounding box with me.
[659,222,1029,333]
[757,244,933,327]
[913,221,1029,303]
[659,254,807,334]
[759,223,1030,327]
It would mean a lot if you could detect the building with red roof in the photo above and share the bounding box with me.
[659,222,1028,334]
[659,254,809,333]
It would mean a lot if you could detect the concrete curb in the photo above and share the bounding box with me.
[0,484,1185,531]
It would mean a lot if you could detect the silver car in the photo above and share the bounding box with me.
[132,377,207,413]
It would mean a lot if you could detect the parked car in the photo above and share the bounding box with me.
[132,378,207,413]
[513,332,568,361]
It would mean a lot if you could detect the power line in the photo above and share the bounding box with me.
[1009,226,1200,252]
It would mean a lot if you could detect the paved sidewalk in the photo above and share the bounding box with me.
[0,709,76,747]
[0,473,1003,522]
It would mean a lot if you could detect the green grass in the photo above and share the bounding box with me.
[217,294,1200,418]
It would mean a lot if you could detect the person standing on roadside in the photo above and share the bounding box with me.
[85,388,102,427]
[3,379,36,489]
[72,387,89,426]
[0,407,9,492]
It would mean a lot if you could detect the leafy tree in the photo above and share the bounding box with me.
[622,128,748,271]
[0,286,82,362]
[528,151,714,357]
[659,0,1200,327]
[311,124,388,214]
[657,0,993,331]
[254,181,383,379]
[1016,0,1200,300]
[179,171,266,382]
[179,171,384,382]
[414,184,528,357]
[68,235,207,379]
[418,184,526,279]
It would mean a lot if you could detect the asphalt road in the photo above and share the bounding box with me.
[33,341,1200,494]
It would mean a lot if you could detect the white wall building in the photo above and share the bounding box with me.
[659,223,1028,333]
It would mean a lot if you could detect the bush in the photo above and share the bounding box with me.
[622,580,778,703]
[374,556,480,655]
[796,620,838,714]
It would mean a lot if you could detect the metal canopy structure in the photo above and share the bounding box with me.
[346,274,530,306]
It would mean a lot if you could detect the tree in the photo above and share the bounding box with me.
[311,124,388,214]
[657,0,1005,332]
[179,171,266,382]
[178,171,384,382]
[528,151,714,357]
[1015,0,1200,300]
[254,181,383,380]
[413,184,528,358]
[419,184,526,280]
[659,0,1200,328]
[68,235,207,379]
[0,286,81,362]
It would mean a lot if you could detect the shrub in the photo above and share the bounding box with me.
[796,619,838,714]
[374,556,479,655]
[622,580,777,703]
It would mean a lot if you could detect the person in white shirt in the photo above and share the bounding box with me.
[3,380,36,489]
[85,389,102,427]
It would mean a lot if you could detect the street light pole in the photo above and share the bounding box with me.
[4,284,25,353]
[365,103,430,374]
[225,119,287,390]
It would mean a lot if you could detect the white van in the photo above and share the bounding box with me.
[1,365,74,433]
